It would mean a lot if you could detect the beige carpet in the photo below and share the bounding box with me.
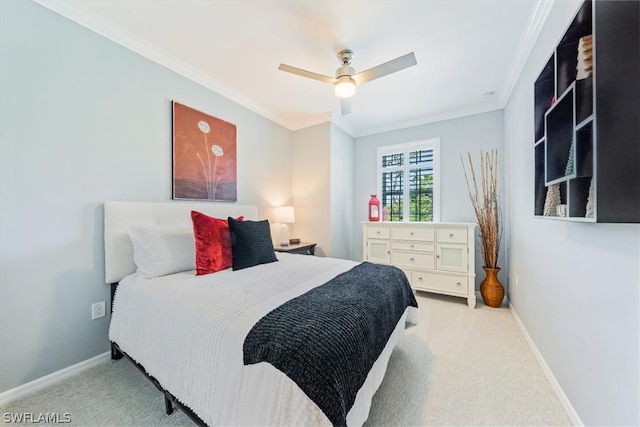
[1,292,572,426]
[365,292,572,426]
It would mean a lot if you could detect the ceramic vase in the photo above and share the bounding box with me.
[480,266,504,308]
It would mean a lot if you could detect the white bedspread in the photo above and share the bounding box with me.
[109,253,417,426]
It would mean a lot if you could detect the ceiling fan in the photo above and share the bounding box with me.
[278,49,417,115]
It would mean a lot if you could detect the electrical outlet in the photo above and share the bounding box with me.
[91,301,106,320]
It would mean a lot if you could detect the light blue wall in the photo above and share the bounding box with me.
[292,123,331,256]
[352,110,506,290]
[0,1,292,393]
[330,124,355,259]
[291,122,354,259]
[504,1,639,425]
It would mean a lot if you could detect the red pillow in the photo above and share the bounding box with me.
[191,211,244,275]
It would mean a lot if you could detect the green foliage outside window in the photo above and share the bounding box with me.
[384,171,433,221]
[409,173,433,221]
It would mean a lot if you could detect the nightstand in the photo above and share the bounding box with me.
[274,242,317,255]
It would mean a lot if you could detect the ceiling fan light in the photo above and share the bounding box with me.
[334,76,356,98]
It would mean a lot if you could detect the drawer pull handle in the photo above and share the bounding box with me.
[449,233,454,237]
[418,277,423,281]
[436,255,440,259]
[410,257,415,261]
[376,231,380,234]
[456,282,462,287]
[410,244,414,248]
[410,232,414,235]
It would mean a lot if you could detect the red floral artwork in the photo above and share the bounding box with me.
[172,102,237,201]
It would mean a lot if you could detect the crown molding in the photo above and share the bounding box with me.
[32,0,297,130]
[498,0,556,107]
[33,0,555,139]
[288,112,335,132]
[349,102,503,138]
[351,0,554,139]
[328,114,357,137]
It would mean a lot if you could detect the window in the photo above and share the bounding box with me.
[377,139,440,222]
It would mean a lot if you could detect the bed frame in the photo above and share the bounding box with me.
[104,201,259,426]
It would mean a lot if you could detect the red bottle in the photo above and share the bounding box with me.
[368,195,381,222]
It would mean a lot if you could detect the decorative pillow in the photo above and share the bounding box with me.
[128,224,195,279]
[191,211,244,275]
[228,217,278,271]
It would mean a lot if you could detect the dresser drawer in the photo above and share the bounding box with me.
[413,271,468,295]
[391,251,434,269]
[366,225,390,239]
[391,227,434,241]
[436,228,467,243]
[391,241,434,252]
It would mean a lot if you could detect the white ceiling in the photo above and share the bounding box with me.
[37,0,553,137]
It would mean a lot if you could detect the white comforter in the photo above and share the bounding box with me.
[109,253,417,426]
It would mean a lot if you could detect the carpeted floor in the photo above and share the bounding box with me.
[1,292,573,426]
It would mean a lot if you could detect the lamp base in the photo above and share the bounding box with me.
[280,224,289,246]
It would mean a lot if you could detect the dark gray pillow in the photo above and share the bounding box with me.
[228,217,278,271]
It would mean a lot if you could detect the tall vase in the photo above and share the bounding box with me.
[480,267,504,308]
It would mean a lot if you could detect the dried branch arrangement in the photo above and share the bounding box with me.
[461,150,502,269]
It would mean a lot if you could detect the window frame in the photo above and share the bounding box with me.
[376,138,441,222]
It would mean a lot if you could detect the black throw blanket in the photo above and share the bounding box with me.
[243,262,418,426]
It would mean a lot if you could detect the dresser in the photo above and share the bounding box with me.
[363,222,476,308]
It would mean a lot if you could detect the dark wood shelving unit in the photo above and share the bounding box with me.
[533,0,639,223]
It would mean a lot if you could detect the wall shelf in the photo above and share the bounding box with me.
[533,0,639,223]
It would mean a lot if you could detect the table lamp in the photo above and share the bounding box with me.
[275,206,295,246]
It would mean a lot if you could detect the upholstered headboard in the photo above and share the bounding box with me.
[104,201,258,283]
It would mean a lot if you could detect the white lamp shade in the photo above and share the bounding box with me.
[275,206,295,224]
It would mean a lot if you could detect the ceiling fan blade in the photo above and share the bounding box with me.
[278,64,337,85]
[352,52,417,85]
[340,98,352,115]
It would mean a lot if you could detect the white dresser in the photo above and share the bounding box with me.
[363,222,476,308]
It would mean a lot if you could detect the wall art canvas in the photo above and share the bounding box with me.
[172,101,237,201]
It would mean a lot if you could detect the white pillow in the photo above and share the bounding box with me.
[128,224,195,279]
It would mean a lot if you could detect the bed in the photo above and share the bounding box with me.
[104,201,418,426]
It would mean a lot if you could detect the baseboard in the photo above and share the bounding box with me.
[0,351,111,406]
[509,303,583,426]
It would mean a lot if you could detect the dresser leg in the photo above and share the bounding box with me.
[467,296,476,309]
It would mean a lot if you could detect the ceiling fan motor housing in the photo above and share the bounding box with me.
[336,49,355,78]
[337,49,354,65]
[335,65,355,79]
